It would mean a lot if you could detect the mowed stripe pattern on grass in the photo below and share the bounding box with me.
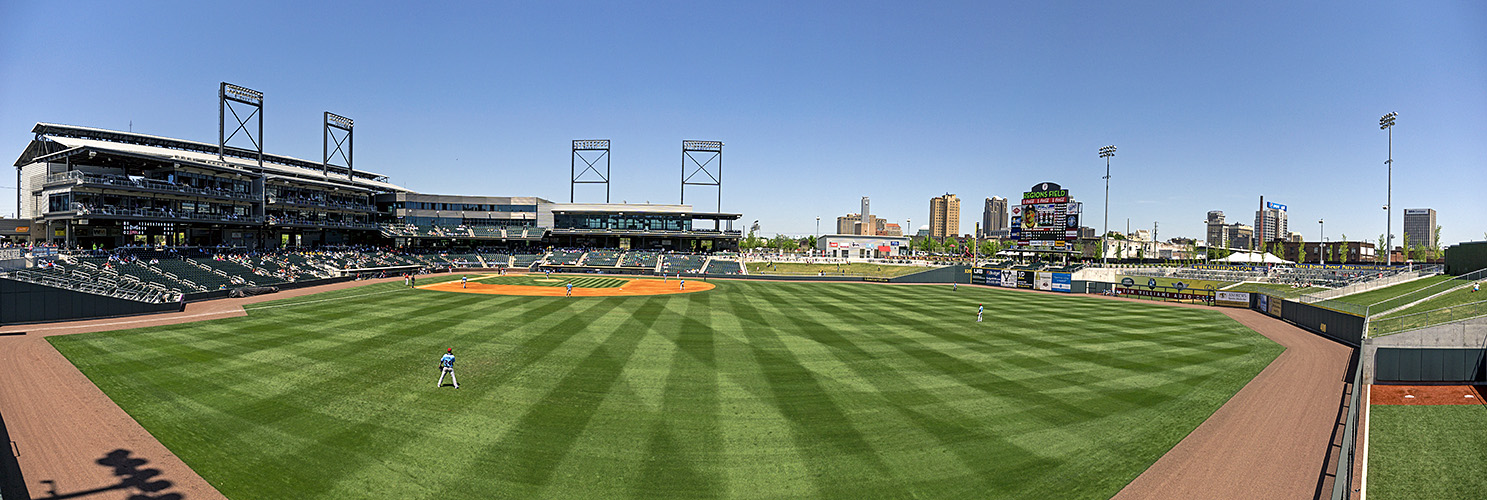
[477,275,629,288]
[49,280,1281,499]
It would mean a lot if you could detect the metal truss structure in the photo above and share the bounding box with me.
[571,139,611,203]
[324,112,353,178]
[218,82,264,170]
[681,140,723,212]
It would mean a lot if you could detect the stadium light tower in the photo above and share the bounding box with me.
[1318,218,1325,265]
[1099,145,1117,266]
[1379,112,1397,263]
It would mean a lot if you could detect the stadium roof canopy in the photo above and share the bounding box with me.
[1213,251,1293,264]
[16,123,407,193]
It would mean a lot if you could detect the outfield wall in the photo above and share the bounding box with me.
[1372,347,1487,383]
[0,405,24,500]
[1250,293,1365,347]
[0,278,183,325]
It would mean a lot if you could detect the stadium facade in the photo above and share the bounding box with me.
[14,123,741,251]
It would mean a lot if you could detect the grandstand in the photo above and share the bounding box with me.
[659,254,709,274]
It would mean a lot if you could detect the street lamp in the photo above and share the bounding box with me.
[1099,145,1117,266]
[1318,218,1324,265]
[1380,112,1397,264]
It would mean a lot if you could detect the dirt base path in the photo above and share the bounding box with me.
[0,276,407,500]
[421,276,713,296]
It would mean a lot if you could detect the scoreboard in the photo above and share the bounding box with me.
[1009,181,1081,252]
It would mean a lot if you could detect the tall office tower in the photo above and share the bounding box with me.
[1403,208,1437,249]
[982,197,1008,237]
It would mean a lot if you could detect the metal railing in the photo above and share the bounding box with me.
[1301,266,1441,302]
[45,170,257,200]
[56,205,263,224]
[1330,351,1364,500]
[1369,298,1487,337]
[1365,268,1487,318]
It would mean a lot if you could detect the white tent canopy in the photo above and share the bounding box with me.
[1213,251,1293,264]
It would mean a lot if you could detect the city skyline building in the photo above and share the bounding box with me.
[982,196,1008,237]
[1403,208,1438,250]
[929,193,960,239]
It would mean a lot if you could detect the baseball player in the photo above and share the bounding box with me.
[437,348,459,388]
[977,304,983,322]
[680,278,685,290]
[461,276,468,289]
[566,282,573,296]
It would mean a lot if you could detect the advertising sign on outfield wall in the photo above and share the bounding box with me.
[1035,272,1053,291]
[1001,270,1017,287]
[1051,273,1071,292]
[1017,270,1035,288]
[1215,291,1251,308]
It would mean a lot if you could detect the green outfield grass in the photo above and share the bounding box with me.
[50,276,1282,499]
[1367,404,1487,500]
[746,261,930,278]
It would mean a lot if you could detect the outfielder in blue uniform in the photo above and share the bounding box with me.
[437,348,459,388]
[977,304,983,322]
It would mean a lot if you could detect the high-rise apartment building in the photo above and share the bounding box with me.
[1254,207,1288,245]
[929,193,960,238]
[982,197,1008,237]
[861,197,873,236]
[1403,208,1437,249]
[1206,211,1227,247]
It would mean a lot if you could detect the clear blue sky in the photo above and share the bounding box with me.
[2,1,1483,246]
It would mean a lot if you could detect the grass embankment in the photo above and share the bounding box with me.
[51,277,1281,499]
[1326,276,1454,306]
[746,261,931,278]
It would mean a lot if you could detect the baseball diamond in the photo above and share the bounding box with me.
[41,277,1285,499]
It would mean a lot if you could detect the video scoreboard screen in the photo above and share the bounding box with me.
[1009,182,1080,252]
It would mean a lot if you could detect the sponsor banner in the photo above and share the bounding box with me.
[1035,272,1053,291]
[1117,287,1214,301]
[829,242,839,247]
[1000,269,1016,288]
[1215,291,1251,307]
[1051,272,1071,292]
[1116,275,1226,292]
[1267,201,1287,211]
[1404,208,1430,215]
[1268,296,1283,316]
[863,277,891,283]
[1258,295,1270,314]
[877,245,891,252]
[0,248,22,260]
[1017,270,1035,289]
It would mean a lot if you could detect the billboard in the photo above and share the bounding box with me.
[1116,275,1227,293]
[1001,270,1017,287]
[1215,291,1251,308]
[1266,201,1287,212]
[1015,181,1081,252]
[1404,208,1430,215]
[1035,272,1053,291]
[1016,270,1035,288]
[1051,273,1071,292]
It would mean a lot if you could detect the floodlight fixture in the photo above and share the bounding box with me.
[571,139,611,203]
[324,111,353,178]
[1099,144,1117,266]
